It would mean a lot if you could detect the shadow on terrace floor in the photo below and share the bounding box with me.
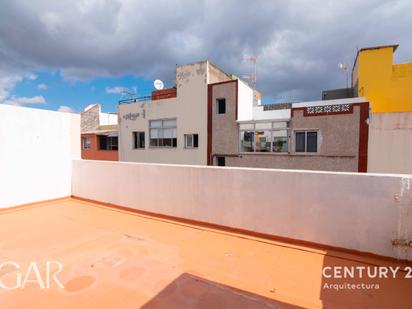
[141,273,303,309]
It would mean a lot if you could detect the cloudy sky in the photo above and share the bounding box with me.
[0,0,411,113]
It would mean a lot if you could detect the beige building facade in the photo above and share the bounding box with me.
[118,61,232,165]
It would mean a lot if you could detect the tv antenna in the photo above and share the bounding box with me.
[245,55,258,104]
[241,56,257,86]
[248,55,257,88]
[154,79,164,90]
[339,63,349,88]
[121,89,136,99]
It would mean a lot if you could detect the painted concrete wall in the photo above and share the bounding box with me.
[72,160,412,260]
[211,81,238,157]
[252,107,291,121]
[237,79,254,121]
[354,46,412,113]
[99,112,118,126]
[226,154,357,172]
[208,62,232,84]
[368,112,412,174]
[0,104,80,208]
[81,134,118,161]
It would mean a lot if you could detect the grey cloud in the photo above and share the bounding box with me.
[0,0,411,102]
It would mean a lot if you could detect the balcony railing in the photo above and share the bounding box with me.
[119,95,153,104]
[119,89,177,104]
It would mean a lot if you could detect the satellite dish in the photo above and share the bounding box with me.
[154,79,164,90]
[339,63,347,70]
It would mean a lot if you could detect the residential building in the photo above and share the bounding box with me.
[351,44,412,174]
[352,44,412,113]
[118,61,233,165]
[81,104,118,161]
[210,79,369,172]
[119,61,369,172]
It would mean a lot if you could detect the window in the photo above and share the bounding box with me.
[149,119,177,147]
[81,137,91,150]
[99,136,118,150]
[216,156,225,166]
[216,98,226,114]
[133,131,145,149]
[184,134,198,148]
[240,130,254,152]
[307,132,318,152]
[272,130,288,152]
[239,121,289,153]
[295,131,318,153]
[255,122,271,152]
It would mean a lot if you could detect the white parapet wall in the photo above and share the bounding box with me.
[0,104,80,208]
[72,160,412,260]
[368,112,412,174]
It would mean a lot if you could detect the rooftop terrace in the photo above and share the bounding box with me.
[1,197,411,308]
[0,102,411,308]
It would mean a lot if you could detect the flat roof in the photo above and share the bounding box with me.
[1,198,410,308]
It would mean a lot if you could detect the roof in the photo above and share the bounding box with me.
[83,103,100,112]
[352,44,399,77]
[1,197,410,308]
[358,44,399,53]
[208,61,234,81]
[82,125,118,135]
[98,124,117,131]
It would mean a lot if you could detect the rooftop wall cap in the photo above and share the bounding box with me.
[292,97,367,108]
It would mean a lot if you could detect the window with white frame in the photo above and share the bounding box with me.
[81,137,91,150]
[149,119,177,147]
[295,130,318,153]
[239,121,289,153]
[184,134,198,148]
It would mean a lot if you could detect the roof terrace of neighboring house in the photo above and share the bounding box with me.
[0,103,411,308]
[81,104,119,161]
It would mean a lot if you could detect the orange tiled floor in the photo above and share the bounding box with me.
[0,198,410,308]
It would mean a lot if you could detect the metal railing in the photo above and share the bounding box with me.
[119,91,177,104]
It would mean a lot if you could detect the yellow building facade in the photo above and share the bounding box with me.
[352,45,412,113]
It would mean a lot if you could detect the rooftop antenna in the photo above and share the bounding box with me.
[339,62,349,88]
[121,88,136,99]
[248,55,258,105]
[248,55,257,89]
